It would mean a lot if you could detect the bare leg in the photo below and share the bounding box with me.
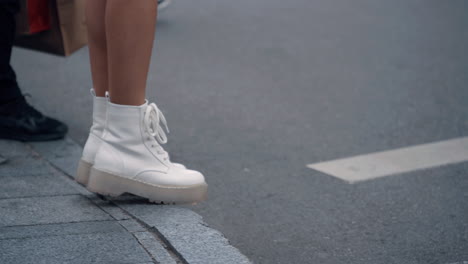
[85,0,107,97]
[105,0,157,105]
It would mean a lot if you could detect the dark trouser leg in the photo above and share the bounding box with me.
[0,0,67,141]
[0,1,22,105]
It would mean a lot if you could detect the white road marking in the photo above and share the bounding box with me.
[307,137,468,183]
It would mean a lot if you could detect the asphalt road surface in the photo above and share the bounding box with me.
[12,0,468,263]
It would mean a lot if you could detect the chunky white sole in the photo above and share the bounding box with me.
[87,167,208,204]
[76,159,93,186]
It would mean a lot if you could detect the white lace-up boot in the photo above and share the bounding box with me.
[87,100,208,203]
[76,89,107,185]
[76,90,186,186]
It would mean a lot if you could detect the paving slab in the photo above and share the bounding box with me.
[0,221,122,240]
[117,218,178,263]
[0,223,152,264]
[117,203,251,264]
[0,195,112,227]
[118,219,177,263]
[133,231,177,264]
[0,157,52,177]
[30,138,83,177]
[119,219,147,233]
[0,173,79,199]
[0,140,32,158]
[89,197,132,221]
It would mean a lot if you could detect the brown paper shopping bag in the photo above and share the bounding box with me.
[15,0,87,56]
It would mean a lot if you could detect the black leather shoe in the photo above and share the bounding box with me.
[0,96,68,141]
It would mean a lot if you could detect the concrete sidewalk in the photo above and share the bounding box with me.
[0,138,251,264]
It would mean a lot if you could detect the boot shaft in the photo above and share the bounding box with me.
[103,100,147,147]
[90,89,107,135]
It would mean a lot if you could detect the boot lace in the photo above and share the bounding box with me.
[144,103,170,160]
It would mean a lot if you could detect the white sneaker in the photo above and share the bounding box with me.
[86,100,207,204]
[76,89,185,186]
